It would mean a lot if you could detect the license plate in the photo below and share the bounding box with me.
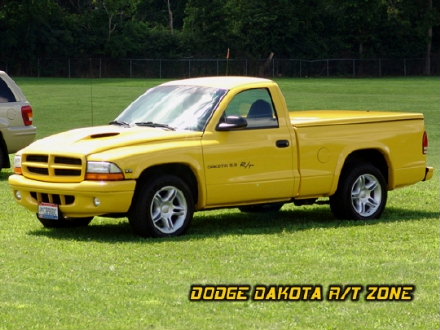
[38,203,59,220]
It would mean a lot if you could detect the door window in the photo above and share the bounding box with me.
[223,88,278,129]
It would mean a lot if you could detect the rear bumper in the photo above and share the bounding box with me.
[423,166,434,181]
[9,174,136,217]
[1,125,36,153]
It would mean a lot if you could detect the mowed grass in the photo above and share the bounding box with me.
[1,77,439,330]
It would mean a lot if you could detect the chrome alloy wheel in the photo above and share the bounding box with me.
[150,186,188,234]
[350,174,382,217]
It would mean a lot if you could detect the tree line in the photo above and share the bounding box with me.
[0,0,438,74]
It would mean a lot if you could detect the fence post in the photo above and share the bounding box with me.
[272,58,275,78]
[68,58,71,78]
[129,59,133,78]
[378,58,382,77]
[326,59,329,77]
[352,59,356,77]
[37,58,40,78]
[159,59,162,79]
[299,59,302,78]
[188,59,191,77]
[403,59,407,76]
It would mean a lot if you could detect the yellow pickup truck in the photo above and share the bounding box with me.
[9,77,434,237]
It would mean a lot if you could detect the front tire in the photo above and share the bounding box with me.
[129,175,194,238]
[330,163,387,220]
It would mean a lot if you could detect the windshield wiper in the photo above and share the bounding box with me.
[135,122,175,130]
[109,120,130,127]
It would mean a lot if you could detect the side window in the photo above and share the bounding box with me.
[223,88,278,129]
[0,78,16,103]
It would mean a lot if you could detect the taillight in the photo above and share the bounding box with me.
[422,131,429,154]
[21,105,33,126]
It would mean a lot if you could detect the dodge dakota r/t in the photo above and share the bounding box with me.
[9,77,434,237]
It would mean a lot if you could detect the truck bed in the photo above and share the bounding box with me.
[290,110,424,127]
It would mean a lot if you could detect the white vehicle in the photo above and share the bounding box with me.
[0,71,36,170]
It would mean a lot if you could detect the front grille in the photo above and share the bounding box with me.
[22,154,85,182]
[54,169,82,176]
[27,155,48,163]
[28,167,49,175]
[54,156,82,165]
[30,192,75,205]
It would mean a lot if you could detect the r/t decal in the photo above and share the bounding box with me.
[207,161,255,170]
[240,161,255,169]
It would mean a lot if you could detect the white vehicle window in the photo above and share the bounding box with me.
[0,78,16,103]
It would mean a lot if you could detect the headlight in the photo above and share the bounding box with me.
[14,154,22,174]
[86,161,124,181]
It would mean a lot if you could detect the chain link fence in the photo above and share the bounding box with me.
[1,57,439,78]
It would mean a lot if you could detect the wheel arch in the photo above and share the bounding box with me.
[132,163,200,210]
[332,149,390,195]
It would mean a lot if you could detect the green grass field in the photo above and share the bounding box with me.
[1,77,439,329]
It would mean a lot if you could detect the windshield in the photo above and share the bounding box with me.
[115,85,227,131]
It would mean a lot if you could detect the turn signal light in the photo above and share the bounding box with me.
[85,173,125,181]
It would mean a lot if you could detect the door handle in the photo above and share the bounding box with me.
[276,140,290,148]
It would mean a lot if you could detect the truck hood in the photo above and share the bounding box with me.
[21,125,202,155]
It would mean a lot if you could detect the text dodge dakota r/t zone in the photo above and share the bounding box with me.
[9,77,434,237]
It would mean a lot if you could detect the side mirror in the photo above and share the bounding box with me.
[217,116,248,131]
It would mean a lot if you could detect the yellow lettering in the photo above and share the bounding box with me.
[377,287,389,300]
[278,286,289,299]
[310,286,322,300]
[366,286,378,300]
[388,286,401,300]
[302,286,312,300]
[190,286,203,300]
[289,287,301,300]
[203,287,215,300]
[236,286,250,300]
[328,286,341,300]
[253,286,266,300]
[351,286,363,300]
[266,287,277,300]
[214,287,226,300]
[401,286,414,300]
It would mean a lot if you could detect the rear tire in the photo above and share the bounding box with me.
[330,163,387,220]
[129,175,194,238]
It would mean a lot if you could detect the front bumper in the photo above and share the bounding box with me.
[423,166,434,181]
[9,174,136,218]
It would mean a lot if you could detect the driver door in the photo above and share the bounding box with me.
[201,88,295,207]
